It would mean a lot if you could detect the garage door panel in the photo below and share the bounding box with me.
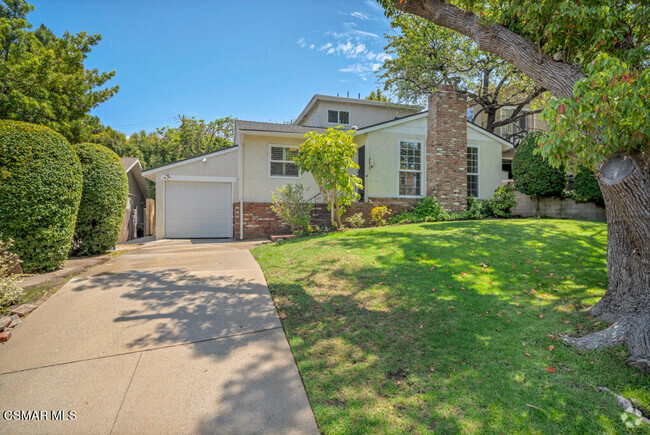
[165,182,232,238]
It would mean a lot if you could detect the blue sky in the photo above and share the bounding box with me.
[29,0,395,135]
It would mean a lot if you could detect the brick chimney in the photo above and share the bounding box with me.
[426,85,467,212]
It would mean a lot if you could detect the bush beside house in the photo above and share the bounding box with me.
[512,131,566,198]
[572,167,604,205]
[270,184,313,236]
[71,143,129,256]
[0,121,82,272]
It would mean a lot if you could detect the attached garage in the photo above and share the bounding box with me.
[165,181,232,238]
[141,147,239,239]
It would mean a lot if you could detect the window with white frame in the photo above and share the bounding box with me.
[399,140,422,196]
[327,109,350,125]
[270,146,299,177]
[467,146,479,198]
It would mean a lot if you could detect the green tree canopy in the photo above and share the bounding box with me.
[295,128,362,228]
[0,0,118,143]
[378,14,546,135]
[151,115,235,168]
[365,88,391,102]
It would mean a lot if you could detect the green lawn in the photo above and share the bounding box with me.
[251,219,650,434]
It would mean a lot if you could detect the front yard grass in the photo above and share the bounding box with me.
[252,219,650,433]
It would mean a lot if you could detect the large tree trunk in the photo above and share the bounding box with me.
[562,154,650,372]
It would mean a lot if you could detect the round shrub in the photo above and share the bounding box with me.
[573,167,604,204]
[512,132,566,197]
[70,143,128,256]
[0,120,82,272]
[489,185,517,218]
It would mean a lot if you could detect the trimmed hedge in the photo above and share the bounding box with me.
[573,167,604,204]
[71,143,128,256]
[0,120,82,272]
[512,132,566,197]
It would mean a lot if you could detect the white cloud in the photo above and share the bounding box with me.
[325,26,379,40]
[365,0,384,11]
[351,11,370,20]
[309,44,315,50]
[352,29,379,38]
[319,42,333,51]
[339,63,371,74]
[326,47,335,54]
[297,38,306,48]
[375,52,391,62]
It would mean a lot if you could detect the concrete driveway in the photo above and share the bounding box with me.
[0,239,318,434]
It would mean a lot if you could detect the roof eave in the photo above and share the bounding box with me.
[141,146,239,179]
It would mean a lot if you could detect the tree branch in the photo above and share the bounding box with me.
[394,0,585,98]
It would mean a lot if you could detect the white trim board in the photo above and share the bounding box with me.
[161,175,237,183]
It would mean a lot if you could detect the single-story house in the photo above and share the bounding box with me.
[142,86,513,239]
[118,157,149,242]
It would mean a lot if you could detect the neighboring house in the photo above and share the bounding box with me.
[467,104,548,146]
[142,86,513,240]
[119,157,149,242]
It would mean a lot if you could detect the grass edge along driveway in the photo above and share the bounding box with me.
[252,219,650,434]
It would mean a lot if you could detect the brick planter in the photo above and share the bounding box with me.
[233,197,418,239]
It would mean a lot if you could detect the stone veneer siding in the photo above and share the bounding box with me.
[426,86,467,212]
[234,198,417,239]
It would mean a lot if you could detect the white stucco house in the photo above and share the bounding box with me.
[142,86,513,239]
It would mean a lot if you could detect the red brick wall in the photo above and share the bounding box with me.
[233,197,417,239]
[426,85,467,212]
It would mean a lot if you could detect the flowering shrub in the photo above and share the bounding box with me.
[370,206,391,226]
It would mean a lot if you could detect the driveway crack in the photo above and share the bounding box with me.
[110,351,142,434]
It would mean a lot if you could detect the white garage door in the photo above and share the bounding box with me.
[165,181,232,238]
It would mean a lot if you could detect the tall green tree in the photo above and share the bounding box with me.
[379,14,545,136]
[0,0,118,143]
[295,128,362,228]
[381,0,650,371]
[151,115,235,168]
[365,88,391,102]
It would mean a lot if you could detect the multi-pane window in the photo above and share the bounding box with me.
[399,141,422,196]
[467,146,479,198]
[270,146,299,177]
[327,109,350,125]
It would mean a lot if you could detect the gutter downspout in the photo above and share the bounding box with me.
[237,127,244,240]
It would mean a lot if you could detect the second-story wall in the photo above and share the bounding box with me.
[299,99,420,129]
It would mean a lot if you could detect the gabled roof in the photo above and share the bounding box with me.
[141,146,239,179]
[120,157,141,173]
[356,111,428,133]
[236,120,326,135]
[120,157,148,197]
[356,111,514,150]
[294,94,421,126]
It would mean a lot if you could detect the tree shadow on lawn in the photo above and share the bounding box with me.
[257,219,649,433]
[71,267,315,433]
